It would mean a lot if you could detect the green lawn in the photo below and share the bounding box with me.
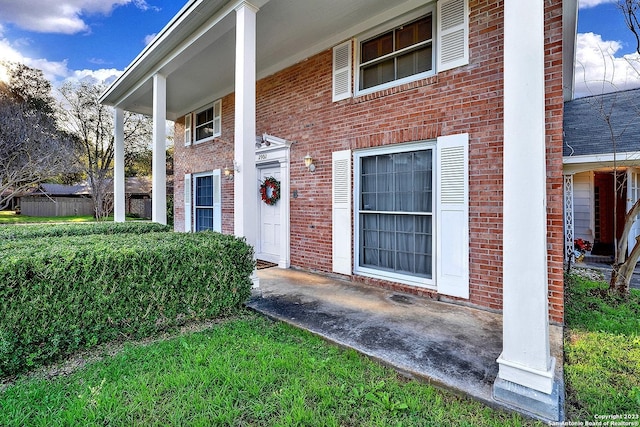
[0,211,144,224]
[0,211,96,224]
[564,269,640,420]
[0,312,536,427]
[1,256,638,425]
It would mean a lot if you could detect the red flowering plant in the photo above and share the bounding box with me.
[573,238,593,262]
[574,238,593,252]
[260,177,280,206]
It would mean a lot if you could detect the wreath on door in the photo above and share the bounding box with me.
[260,176,281,205]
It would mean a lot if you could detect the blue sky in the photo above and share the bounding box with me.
[576,0,640,97]
[0,0,638,98]
[0,0,184,85]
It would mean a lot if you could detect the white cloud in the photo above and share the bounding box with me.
[0,35,121,87]
[574,32,640,97]
[0,0,153,34]
[144,33,157,46]
[579,0,616,9]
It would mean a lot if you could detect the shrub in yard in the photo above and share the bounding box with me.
[0,221,171,242]
[0,231,254,378]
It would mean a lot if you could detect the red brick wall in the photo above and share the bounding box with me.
[173,0,566,324]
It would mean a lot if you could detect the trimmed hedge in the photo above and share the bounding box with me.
[0,231,254,378]
[0,222,171,241]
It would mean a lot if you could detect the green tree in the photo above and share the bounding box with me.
[0,62,76,210]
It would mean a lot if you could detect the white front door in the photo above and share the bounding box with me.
[258,165,281,263]
[628,168,640,255]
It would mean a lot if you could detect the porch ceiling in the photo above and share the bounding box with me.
[100,0,423,120]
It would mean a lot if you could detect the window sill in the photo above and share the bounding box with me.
[355,267,435,290]
[353,75,439,104]
[192,135,221,145]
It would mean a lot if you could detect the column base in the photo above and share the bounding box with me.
[493,377,562,422]
[251,270,260,288]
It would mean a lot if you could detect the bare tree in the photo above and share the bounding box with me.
[576,87,640,294]
[0,63,76,210]
[57,81,153,219]
[619,0,640,55]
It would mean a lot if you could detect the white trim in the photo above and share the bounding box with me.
[100,0,266,107]
[192,170,222,232]
[184,173,192,232]
[563,151,640,164]
[354,6,435,97]
[193,100,222,144]
[184,113,192,146]
[353,141,436,288]
[496,354,556,395]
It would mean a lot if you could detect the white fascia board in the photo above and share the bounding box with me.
[563,151,640,164]
[562,0,578,102]
[101,0,270,108]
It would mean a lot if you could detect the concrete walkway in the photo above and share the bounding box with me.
[247,268,564,420]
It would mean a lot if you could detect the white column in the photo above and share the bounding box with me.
[113,107,125,223]
[152,73,167,225]
[234,2,258,238]
[494,0,559,421]
[234,2,259,287]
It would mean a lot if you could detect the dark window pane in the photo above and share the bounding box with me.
[361,59,395,90]
[195,125,214,141]
[418,16,432,41]
[362,32,393,62]
[397,46,432,80]
[196,176,213,206]
[196,208,214,231]
[360,14,432,90]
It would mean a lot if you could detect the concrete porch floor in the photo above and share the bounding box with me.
[246,267,564,420]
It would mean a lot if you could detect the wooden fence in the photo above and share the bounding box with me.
[20,197,94,217]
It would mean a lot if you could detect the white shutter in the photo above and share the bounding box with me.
[332,150,352,274]
[184,114,192,146]
[213,100,222,137]
[184,173,192,232]
[332,41,352,102]
[436,133,469,298]
[437,0,469,72]
[213,170,222,232]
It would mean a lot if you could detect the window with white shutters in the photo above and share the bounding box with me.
[334,0,469,98]
[354,143,435,287]
[193,99,222,144]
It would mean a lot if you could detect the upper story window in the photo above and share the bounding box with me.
[185,99,222,146]
[332,0,468,101]
[359,15,433,92]
[195,100,221,142]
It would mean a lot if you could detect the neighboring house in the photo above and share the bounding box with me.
[19,179,158,218]
[101,0,578,420]
[19,183,93,217]
[563,88,640,260]
[105,176,155,219]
